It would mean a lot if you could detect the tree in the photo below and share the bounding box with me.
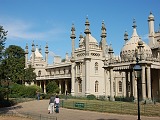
[0,25,7,61]
[0,45,25,83]
[46,81,59,94]
[24,64,36,84]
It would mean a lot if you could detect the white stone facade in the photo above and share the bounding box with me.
[25,12,160,102]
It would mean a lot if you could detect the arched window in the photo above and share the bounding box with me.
[95,81,99,92]
[38,70,41,77]
[95,62,98,73]
[119,81,122,92]
[78,80,82,92]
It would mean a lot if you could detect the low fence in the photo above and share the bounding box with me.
[60,100,160,117]
[0,110,57,120]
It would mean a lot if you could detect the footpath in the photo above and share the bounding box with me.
[1,99,160,120]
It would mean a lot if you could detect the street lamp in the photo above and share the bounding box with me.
[133,57,142,120]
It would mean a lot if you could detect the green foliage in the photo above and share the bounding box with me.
[0,86,5,100]
[24,65,36,83]
[0,25,7,61]
[9,83,24,98]
[46,81,59,94]
[0,45,25,83]
[87,94,96,100]
[61,58,65,62]
[98,95,106,101]
[9,83,42,98]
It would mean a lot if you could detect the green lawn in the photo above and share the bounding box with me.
[60,99,160,117]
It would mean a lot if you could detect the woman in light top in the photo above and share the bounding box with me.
[54,95,60,113]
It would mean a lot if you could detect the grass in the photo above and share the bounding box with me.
[60,99,160,117]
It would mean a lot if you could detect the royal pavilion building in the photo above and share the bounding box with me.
[25,12,160,102]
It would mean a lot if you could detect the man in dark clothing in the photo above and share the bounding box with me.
[49,95,55,114]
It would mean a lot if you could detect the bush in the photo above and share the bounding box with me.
[87,94,96,100]
[46,81,59,94]
[98,95,106,101]
[10,83,42,98]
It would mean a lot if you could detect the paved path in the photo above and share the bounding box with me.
[1,100,160,120]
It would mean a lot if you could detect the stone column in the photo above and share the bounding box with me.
[147,66,151,100]
[123,75,126,97]
[125,71,129,97]
[43,80,46,94]
[132,71,135,97]
[115,78,118,97]
[59,80,62,94]
[71,62,75,95]
[85,59,90,95]
[40,81,42,88]
[141,66,146,100]
[134,76,138,100]
[65,80,68,95]
[110,68,115,101]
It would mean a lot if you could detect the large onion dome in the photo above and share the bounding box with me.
[120,20,152,61]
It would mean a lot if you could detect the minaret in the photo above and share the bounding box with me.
[84,17,91,95]
[25,43,28,68]
[148,12,155,47]
[31,41,35,66]
[101,20,107,58]
[70,23,76,95]
[70,23,76,60]
[84,17,90,57]
[132,19,138,37]
[45,43,49,65]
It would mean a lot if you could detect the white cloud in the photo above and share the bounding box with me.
[0,17,67,41]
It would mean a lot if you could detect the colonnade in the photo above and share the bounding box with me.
[37,79,71,95]
[108,65,152,101]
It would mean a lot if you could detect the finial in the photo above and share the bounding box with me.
[71,23,75,31]
[79,32,83,39]
[25,43,28,49]
[124,30,128,41]
[132,18,137,28]
[32,40,35,46]
[84,15,90,34]
[101,20,106,38]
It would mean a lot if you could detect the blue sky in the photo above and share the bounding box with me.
[0,0,160,64]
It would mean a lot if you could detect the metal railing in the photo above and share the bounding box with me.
[60,100,160,117]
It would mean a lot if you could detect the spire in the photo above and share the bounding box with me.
[25,43,28,54]
[79,32,83,40]
[84,16,91,34]
[101,20,106,38]
[31,41,35,52]
[101,20,107,58]
[148,11,154,21]
[39,45,42,54]
[124,30,128,43]
[70,23,76,60]
[45,43,49,54]
[131,19,138,37]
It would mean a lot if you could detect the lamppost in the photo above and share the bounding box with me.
[133,57,142,120]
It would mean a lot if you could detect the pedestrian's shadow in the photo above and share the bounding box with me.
[0,105,22,114]
[97,118,118,120]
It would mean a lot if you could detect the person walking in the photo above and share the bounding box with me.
[54,95,60,113]
[49,94,55,114]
